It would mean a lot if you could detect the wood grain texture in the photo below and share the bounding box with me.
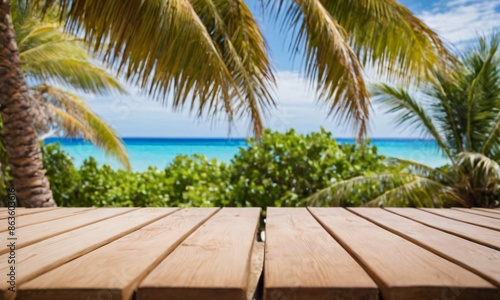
[0,208,134,255]
[350,207,500,287]
[309,208,498,300]
[0,207,59,219]
[387,208,500,251]
[453,208,500,219]
[18,208,219,300]
[0,208,178,300]
[0,208,95,232]
[247,241,265,300]
[264,208,378,300]
[472,207,500,215]
[137,207,261,300]
[421,208,500,231]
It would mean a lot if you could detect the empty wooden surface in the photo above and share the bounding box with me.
[0,207,58,219]
[350,208,500,287]
[0,208,178,300]
[1,207,498,300]
[387,207,500,250]
[0,208,95,232]
[0,208,134,254]
[19,208,219,300]
[309,208,498,300]
[421,208,500,231]
[474,208,500,215]
[453,208,500,219]
[137,208,261,300]
[264,208,378,300]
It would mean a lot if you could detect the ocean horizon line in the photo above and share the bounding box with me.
[45,137,436,142]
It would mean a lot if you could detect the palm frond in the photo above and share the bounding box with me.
[30,85,131,170]
[365,176,462,207]
[306,173,411,207]
[385,157,453,182]
[320,0,454,82]
[18,20,125,95]
[371,83,453,160]
[180,0,276,136]
[265,0,370,139]
[32,0,253,134]
[457,152,500,179]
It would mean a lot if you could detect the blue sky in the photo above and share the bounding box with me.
[83,0,500,138]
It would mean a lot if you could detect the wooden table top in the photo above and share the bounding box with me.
[0,207,499,300]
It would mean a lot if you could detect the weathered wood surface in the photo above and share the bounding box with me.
[0,207,58,219]
[453,208,500,219]
[387,207,500,250]
[19,208,219,300]
[1,207,498,300]
[350,208,500,287]
[421,208,500,231]
[264,208,378,300]
[310,208,498,300]
[137,207,261,300]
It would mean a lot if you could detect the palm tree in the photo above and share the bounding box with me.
[0,4,131,203]
[1,0,450,207]
[308,34,500,208]
[14,5,130,170]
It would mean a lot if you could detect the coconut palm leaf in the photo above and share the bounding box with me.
[263,0,451,138]
[365,176,461,207]
[30,85,131,170]
[371,84,454,160]
[319,0,453,81]
[31,0,246,131]
[187,0,276,136]
[306,173,411,207]
[309,34,500,209]
[27,0,451,139]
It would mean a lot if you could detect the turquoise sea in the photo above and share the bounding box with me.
[44,138,449,172]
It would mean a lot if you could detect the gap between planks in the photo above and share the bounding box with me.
[420,208,500,231]
[137,207,262,300]
[0,208,179,300]
[348,207,500,288]
[308,208,498,300]
[18,208,220,300]
[386,208,500,251]
[264,207,378,300]
[452,208,500,219]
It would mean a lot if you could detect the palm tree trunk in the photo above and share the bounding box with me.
[0,0,56,207]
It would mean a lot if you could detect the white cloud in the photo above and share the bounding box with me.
[419,0,500,45]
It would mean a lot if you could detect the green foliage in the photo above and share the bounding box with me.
[309,34,500,208]
[42,129,395,209]
[42,143,80,206]
[228,129,392,208]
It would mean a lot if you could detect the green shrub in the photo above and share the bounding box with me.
[42,143,80,206]
[42,129,397,209]
[228,129,391,208]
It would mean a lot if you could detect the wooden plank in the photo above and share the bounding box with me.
[0,208,135,255]
[453,208,500,219]
[350,207,500,287]
[0,208,178,300]
[19,208,219,300]
[309,208,498,300]
[137,207,261,300]
[247,241,265,300]
[387,208,500,251]
[0,208,95,232]
[0,207,59,219]
[473,208,500,215]
[420,208,500,231]
[263,208,378,300]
